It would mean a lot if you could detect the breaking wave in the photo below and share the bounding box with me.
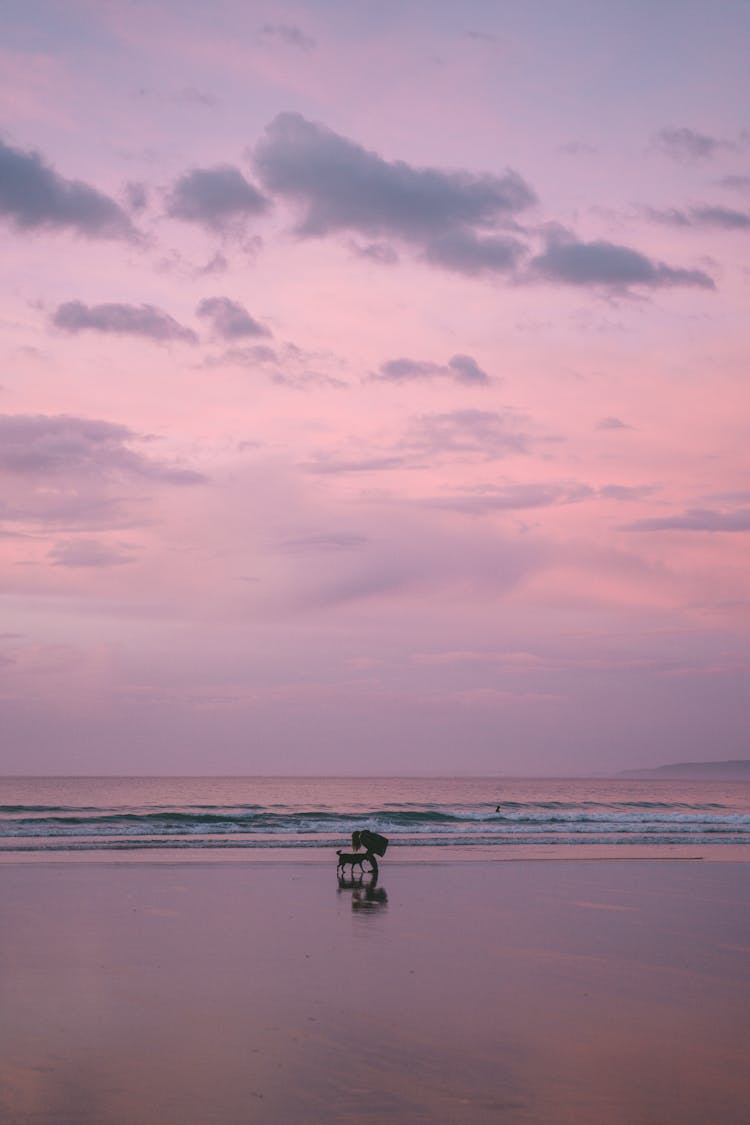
[2,792,749,851]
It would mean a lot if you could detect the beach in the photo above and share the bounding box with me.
[2,858,749,1123]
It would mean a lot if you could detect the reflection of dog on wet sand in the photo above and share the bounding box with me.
[336,850,367,875]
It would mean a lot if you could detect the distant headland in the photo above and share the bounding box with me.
[619,760,750,780]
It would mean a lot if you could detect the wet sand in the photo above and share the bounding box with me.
[1,860,749,1123]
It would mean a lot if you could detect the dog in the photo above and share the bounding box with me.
[336,849,367,875]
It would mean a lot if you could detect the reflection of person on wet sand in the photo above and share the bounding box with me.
[337,870,387,910]
[352,883,387,910]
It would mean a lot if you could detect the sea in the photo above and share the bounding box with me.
[1,775,749,858]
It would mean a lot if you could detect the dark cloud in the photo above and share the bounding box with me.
[166,165,268,230]
[404,409,530,459]
[426,481,593,514]
[253,113,535,270]
[53,301,197,344]
[596,417,632,431]
[653,126,733,163]
[643,206,692,228]
[529,226,714,290]
[646,204,750,230]
[375,353,490,386]
[0,138,135,240]
[196,297,272,340]
[424,229,525,275]
[624,507,750,532]
[260,23,315,49]
[449,354,490,385]
[377,358,440,381]
[683,205,750,229]
[349,240,399,264]
[0,414,203,485]
[48,538,134,567]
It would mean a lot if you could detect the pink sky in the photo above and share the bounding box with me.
[1,0,749,774]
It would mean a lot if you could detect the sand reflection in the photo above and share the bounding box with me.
[337,873,388,912]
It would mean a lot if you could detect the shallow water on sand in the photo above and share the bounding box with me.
[1,860,749,1124]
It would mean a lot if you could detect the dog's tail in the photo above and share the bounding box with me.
[336,850,343,856]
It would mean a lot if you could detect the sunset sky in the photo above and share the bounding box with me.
[2,0,749,775]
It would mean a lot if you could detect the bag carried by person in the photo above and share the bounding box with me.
[359,829,388,856]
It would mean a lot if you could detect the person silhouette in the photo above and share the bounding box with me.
[351,828,387,877]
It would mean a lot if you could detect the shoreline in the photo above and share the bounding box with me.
[1,843,749,863]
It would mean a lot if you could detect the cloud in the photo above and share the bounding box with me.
[302,454,410,475]
[559,141,598,157]
[0,414,204,531]
[404,409,531,459]
[265,505,545,612]
[0,138,135,239]
[624,508,750,532]
[646,204,750,230]
[166,165,268,230]
[206,344,278,367]
[48,538,135,567]
[253,112,535,272]
[653,126,733,163]
[124,181,149,212]
[304,409,536,477]
[423,229,525,275]
[259,23,315,50]
[599,484,656,502]
[529,225,715,290]
[596,417,632,431]
[707,490,750,504]
[0,414,203,485]
[643,206,692,228]
[376,358,441,382]
[196,296,271,340]
[425,481,593,514]
[205,338,346,389]
[272,533,368,553]
[677,204,750,230]
[447,355,491,385]
[718,174,750,193]
[52,301,197,343]
[349,240,399,264]
[374,353,490,386]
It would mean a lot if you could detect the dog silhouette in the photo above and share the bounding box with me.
[336,849,366,875]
